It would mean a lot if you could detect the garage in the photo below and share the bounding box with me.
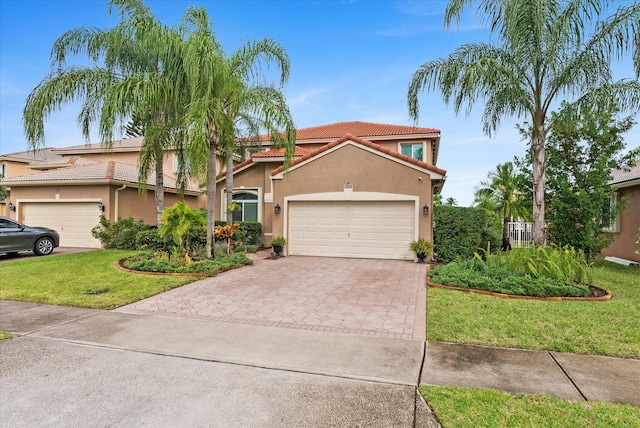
[21,202,102,248]
[288,201,415,260]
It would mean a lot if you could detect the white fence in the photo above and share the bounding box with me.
[508,222,534,248]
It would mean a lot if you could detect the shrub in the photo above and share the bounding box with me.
[500,245,593,284]
[215,221,263,246]
[245,244,259,253]
[135,228,171,252]
[123,252,253,276]
[434,206,497,263]
[91,215,152,250]
[429,259,591,298]
[159,201,206,253]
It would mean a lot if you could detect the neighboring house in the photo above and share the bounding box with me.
[1,121,447,255]
[0,140,205,248]
[601,162,640,263]
[218,122,446,260]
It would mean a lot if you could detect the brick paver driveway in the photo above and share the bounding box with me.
[116,253,427,340]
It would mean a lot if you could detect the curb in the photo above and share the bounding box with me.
[427,279,613,302]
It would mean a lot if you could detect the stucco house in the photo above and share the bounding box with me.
[601,162,640,264]
[217,122,446,260]
[1,121,447,258]
[0,139,204,248]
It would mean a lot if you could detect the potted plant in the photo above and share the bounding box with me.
[268,236,286,256]
[409,237,433,264]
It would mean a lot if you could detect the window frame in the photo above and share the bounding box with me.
[398,142,425,162]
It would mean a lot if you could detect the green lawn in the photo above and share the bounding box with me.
[427,261,640,358]
[0,250,198,309]
[420,385,640,427]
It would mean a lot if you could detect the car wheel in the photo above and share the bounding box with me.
[34,237,55,256]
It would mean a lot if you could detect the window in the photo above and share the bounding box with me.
[400,143,423,161]
[0,162,6,177]
[232,192,258,222]
[602,195,620,232]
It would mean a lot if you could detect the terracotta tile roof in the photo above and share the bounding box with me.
[53,136,145,153]
[0,148,62,162]
[251,146,311,158]
[28,157,99,169]
[610,162,640,185]
[1,160,197,191]
[259,121,440,142]
[270,133,447,177]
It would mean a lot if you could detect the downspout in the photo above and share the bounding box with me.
[114,184,127,220]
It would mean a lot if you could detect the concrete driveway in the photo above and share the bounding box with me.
[116,254,428,340]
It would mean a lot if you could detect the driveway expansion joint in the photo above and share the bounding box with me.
[548,351,588,402]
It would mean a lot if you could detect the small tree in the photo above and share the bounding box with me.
[159,201,206,253]
[545,101,637,261]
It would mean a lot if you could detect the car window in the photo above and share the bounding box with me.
[0,219,21,229]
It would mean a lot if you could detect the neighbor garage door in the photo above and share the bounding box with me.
[22,202,101,248]
[288,201,415,260]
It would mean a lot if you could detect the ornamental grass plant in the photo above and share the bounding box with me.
[429,245,594,298]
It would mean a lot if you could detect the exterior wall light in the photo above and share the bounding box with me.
[422,204,429,216]
[8,201,16,212]
[274,203,281,215]
[98,201,105,212]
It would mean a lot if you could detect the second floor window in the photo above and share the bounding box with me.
[400,143,423,161]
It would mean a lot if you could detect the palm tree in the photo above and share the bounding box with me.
[181,6,295,258]
[23,0,187,224]
[474,162,529,250]
[408,0,640,245]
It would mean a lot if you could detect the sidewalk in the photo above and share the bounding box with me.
[2,300,639,408]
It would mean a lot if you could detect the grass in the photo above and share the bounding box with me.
[427,261,640,358]
[0,250,199,309]
[420,385,640,427]
[0,332,17,341]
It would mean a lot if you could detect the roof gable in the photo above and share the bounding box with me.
[270,133,447,177]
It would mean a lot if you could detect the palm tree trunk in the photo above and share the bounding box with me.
[225,156,234,225]
[206,124,218,259]
[502,208,510,251]
[154,154,164,225]
[532,113,546,246]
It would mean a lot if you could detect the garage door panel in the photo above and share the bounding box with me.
[22,202,101,248]
[288,201,415,260]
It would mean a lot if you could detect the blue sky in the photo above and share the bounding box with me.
[1,0,638,206]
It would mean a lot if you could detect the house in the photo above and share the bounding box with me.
[601,162,640,263]
[1,121,447,257]
[0,139,205,248]
[217,122,446,260]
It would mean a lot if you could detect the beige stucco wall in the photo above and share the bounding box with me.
[7,183,203,227]
[271,144,434,240]
[602,185,640,263]
[2,160,35,178]
[110,187,204,226]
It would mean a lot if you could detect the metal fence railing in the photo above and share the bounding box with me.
[508,222,534,248]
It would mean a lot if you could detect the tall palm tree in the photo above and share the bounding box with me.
[181,6,295,258]
[474,162,529,250]
[408,0,640,245]
[23,0,187,224]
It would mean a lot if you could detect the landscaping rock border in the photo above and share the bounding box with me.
[427,278,613,301]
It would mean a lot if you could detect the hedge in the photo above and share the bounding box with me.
[433,206,501,263]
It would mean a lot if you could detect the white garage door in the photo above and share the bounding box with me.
[22,202,102,248]
[288,201,415,260]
